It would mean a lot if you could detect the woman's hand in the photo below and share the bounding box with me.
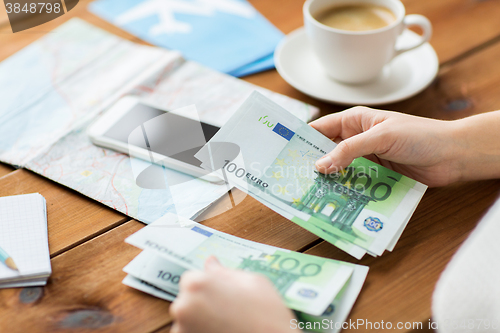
[170,257,296,333]
[310,106,465,187]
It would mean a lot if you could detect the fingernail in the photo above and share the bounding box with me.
[205,256,221,271]
[316,156,333,170]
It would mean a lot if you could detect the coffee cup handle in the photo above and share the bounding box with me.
[394,14,432,57]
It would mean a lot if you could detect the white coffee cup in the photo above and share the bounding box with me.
[304,0,432,84]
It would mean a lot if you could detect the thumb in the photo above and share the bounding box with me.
[204,256,222,272]
[315,129,386,173]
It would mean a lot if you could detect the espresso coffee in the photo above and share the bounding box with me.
[315,4,396,31]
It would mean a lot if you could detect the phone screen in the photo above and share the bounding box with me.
[104,103,220,167]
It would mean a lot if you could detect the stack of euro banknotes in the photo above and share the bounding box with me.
[123,213,369,330]
[122,92,426,330]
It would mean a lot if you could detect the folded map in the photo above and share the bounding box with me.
[0,19,318,223]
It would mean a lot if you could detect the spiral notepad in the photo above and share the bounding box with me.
[0,193,51,288]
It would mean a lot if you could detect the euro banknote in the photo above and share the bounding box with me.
[123,252,368,333]
[123,249,183,295]
[256,193,368,259]
[122,274,176,302]
[125,213,361,316]
[195,92,427,256]
[293,264,369,333]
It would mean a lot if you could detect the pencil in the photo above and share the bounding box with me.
[0,245,18,271]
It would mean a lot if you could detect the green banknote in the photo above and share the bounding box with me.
[126,213,358,316]
[256,193,368,259]
[293,265,369,333]
[195,92,427,256]
[122,274,176,302]
[122,251,368,333]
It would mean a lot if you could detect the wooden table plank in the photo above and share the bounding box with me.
[196,189,319,251]
[305,180,500,331]
[386,38,500,119]
[0,162,15,178]
[151,324,172,333]
[0,3,8,28]
[403,0,500,64]
[0,169,128,257]
[0,221,174,333]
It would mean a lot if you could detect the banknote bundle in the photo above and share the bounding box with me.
[122,213,368,331]
[195,92,427,259]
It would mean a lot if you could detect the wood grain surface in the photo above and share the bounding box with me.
[1,0,500,332]
[0,1,8,28]
[0,162,14,178]
[389,40,500,119]
[196,189,320,251]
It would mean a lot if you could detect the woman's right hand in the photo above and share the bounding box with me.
[310,106,465,187]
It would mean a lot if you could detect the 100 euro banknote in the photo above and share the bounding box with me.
[123,251,368,333]
[122,258,368,333]
[125,213,361,316]
[195,92,427,256]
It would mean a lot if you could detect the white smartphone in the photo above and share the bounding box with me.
[87,96,222,183]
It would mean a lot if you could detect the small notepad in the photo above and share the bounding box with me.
[0,193,51,288]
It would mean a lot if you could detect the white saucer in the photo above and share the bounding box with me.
[274,28,439,105]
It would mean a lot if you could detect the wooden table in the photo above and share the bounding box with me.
[1,0,500,332]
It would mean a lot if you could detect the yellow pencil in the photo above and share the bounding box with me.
[0,245,18,271]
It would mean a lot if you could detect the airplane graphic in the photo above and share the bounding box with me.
[115,0,257,35]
